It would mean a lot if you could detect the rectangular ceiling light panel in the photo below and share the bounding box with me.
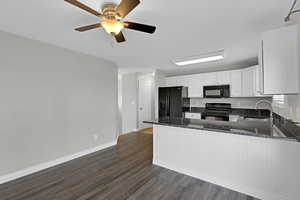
[174,50,224,66]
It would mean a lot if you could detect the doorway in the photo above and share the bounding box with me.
[138,74,154,130]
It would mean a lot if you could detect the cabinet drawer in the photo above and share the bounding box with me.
[185,112,201,119]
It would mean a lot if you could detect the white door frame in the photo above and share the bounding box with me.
[137,74,154,130]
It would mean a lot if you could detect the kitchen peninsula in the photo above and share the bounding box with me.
[144,117,300,200]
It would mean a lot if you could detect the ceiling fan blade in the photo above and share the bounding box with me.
[65,0,102,17]
[75,23,102,32]
[114,32,126,43]
[116,0,140,18]
[124,21,156,34]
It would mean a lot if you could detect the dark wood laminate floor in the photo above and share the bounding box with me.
[0,133,259,200]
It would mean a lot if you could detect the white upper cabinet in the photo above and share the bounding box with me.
[187,74,204,98]
[261,25,300,94]
[176,76,189,87]
[230,70,242,97]
[164,65,265,98]
[165,77,177,87]
[203,72,218,86]
[187,72,218,98]
[241,65,266,97]
[217,71,231,85]
[165,76,189,87]
[253,65,266,96]
[242,67,255,97]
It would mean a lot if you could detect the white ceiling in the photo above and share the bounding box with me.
[0,0,294,76]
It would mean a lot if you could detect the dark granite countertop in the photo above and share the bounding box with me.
[273,112,300,141]
[144,118,299,142]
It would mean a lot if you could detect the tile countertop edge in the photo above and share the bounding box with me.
[143,120,299,143]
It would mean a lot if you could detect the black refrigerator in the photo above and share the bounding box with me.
[159,86,189,119]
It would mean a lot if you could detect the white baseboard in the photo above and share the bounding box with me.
[121,126,153,135]
[135,126,153,132]
[153,160,288,200]
[0,140,117,185]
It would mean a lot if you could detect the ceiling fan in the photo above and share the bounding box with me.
[65,0,156,43]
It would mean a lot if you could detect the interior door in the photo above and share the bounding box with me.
[138,75,153,129]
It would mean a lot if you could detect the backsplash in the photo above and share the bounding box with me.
[190,97,272,109]
[272,95,300,123]
[188,95,300,123]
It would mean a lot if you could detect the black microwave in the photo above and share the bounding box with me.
[203,85,230,98]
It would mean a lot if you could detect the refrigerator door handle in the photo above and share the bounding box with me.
[167,95,170,117]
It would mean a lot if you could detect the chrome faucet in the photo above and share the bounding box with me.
[255,99,273,117]
[255,99,274,135]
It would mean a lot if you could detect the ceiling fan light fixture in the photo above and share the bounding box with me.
[101,20,124,34]
[65,0,156,43]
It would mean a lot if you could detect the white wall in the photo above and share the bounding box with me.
[190,97,272,109]
[117,74,123,136]
[120,73,138,133]
[154,125,300,200]
[0,31,118,176]
[273,95,300,122]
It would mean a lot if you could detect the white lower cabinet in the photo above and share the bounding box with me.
[185,112,201,119]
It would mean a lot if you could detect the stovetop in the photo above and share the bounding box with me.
[202,103,232,117]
